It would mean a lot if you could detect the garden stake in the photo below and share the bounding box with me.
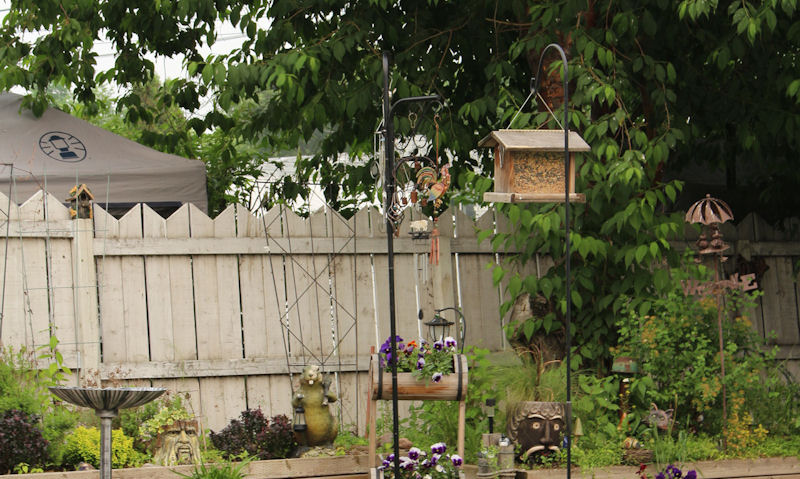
[684,194,756,450]
[484,43,576,478]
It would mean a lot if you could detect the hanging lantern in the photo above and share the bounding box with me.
[293,405,307,433]
[478,129,590,203]
[424,313,454,343]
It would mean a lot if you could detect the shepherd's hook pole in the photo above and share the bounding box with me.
[531,43,572,479]
[382,51,440,479]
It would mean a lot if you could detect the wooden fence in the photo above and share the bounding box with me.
[0,190,798,435]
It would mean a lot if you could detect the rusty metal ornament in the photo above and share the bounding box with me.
[686,194,733,255]
[685,194,734,225]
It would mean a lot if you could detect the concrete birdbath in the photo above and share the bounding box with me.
[49,387,165,479]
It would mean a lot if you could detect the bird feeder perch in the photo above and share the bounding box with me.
[479,129,590,203]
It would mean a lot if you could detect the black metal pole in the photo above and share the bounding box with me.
[532,43,572,479]
[381,51,440,478]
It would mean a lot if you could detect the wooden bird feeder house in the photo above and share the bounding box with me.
[479,129,590,203]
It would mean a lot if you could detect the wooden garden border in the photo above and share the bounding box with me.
[1,455,370,479]
[474,456,800,479]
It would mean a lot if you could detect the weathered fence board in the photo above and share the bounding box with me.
[2,193,800,434]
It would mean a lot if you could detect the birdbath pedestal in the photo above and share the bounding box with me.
[49,387,166,479]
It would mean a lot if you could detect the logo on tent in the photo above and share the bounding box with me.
[39,131,87,163]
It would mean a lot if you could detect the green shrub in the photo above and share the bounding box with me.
[63,426,146,469]
[616,265,784,436]
[0,340,77,468]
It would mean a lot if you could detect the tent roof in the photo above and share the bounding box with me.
[0,92,208,213]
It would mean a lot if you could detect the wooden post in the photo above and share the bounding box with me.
[72,217,100,383]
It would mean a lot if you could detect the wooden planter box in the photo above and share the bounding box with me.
[460,456,800,479]
[367,352,470,467]
[1,455,370,479]
[369,353,469,401]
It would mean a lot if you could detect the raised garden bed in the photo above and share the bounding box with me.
[1,455,370,479]
[460,457,800,479]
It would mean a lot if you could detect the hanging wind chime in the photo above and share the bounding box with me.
[385,113,451,265]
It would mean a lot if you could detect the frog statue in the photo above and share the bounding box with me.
[292,364,338,446]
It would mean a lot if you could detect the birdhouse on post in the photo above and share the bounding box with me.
[66,184,94,219]
[479,129,590,203]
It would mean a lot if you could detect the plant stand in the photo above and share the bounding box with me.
[366,353,469,468]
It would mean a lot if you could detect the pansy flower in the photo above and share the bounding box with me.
[408,447,422,460]
[431,442,446,454]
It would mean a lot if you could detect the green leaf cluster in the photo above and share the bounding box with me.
[2,0,798,220]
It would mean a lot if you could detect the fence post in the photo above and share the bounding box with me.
[72,217,100,384]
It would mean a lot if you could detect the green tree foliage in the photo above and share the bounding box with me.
[1,1,797,363]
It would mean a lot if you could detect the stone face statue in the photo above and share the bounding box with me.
[292,364,338,446]
[152,419,202,466]
[506,401,565,459]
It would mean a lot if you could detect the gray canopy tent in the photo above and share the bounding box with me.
[0,92,208,215]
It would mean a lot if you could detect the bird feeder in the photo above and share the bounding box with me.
[479,129,590,203]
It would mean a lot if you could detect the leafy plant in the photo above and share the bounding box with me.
[0,409,49,474]
[209,409,295,460]
[62,426,146,469]
[493,347,567,407]
[140,396,193,445]
[0,339,77,468]
[616,265,781,436]
[173,457,253,479]
[402,347,492,463]
[333,428,368,455]
[0,339,72,415]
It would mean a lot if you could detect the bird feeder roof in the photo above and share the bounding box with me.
[478,129,591,152]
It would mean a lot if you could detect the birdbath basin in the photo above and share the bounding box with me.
[50,387,165,479]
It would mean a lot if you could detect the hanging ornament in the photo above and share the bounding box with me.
[429,218,440,265]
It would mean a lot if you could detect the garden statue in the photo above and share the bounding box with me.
[645,403,674,431]
[506,401,565,460]
[292,364,338,446]
[152,419,201,466]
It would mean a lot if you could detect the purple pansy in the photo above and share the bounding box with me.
[416,357,426,369]
[431,442,446,454]
[433,340,444,351]
[432,372,443,383]
[400,457,416,471]
[408,447,422,460]
[444,336,457,348]
[451,454,463,467]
